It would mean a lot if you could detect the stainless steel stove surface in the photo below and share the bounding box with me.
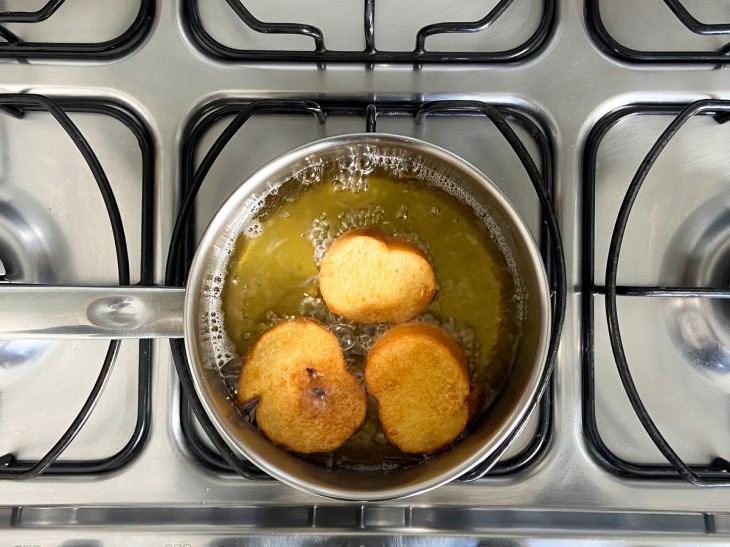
[4,0,730,545]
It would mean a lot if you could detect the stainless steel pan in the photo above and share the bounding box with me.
[0,134,551,500]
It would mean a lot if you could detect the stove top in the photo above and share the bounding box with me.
[3,0,730,545]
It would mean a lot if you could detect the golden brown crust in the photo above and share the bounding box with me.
[319,228,436,324]
[237,318,367,453]
[364,323,471,454]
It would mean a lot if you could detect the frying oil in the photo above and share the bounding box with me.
[222,165,522,470]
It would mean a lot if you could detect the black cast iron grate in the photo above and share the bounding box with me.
[582,99,730,484]
[182,0,556,64]
[586,0,730,64]
[0,95,154,478]
[168,97,565,481]
[0,0,155,60]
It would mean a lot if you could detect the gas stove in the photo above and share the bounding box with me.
[3,0,730,545]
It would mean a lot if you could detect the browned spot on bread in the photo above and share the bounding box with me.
[237,318,366,453]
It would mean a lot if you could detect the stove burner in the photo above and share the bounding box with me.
[0,198,58,377]
[0,196,61,284]
[662,196,730,379]
[582,101,730,484]
[0,339,49,377]
[0,228,52,377]
[0,94,152,480]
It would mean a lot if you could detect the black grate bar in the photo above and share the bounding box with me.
[0,0,154,60]
[663,0,730,35]
[182,0,556,64]
[365,103,377,132]
[0,97,155,477]
[586,0,730,64]
[0,25,21,44]
[7,340,154,475]
[594,286,730,298]
[714,109,730,124]
[224,0,325,52]
[364,0,375,55]
[415,0,514,54]
[0,0,64,23]
[0,104,24,118]
[179,393,266,477]
[460,384,552,479]
[4,342,122,479]
[171,98,563,481]
[583,100,730,484]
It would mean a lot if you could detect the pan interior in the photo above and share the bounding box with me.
[184,135,549,500]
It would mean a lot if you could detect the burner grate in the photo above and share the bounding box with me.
[586,0,730,64]
[583,99,730,484]
[181,0,556,64]
[0,96,154,478]
[168,98,565,480]
[0,0,155,60]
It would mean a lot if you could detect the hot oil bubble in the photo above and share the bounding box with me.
[296,157,324,187]
[254,310,295,337]
[332,323,356,351]
[300,295,330,324]
[307,205,391,266]
[306,217,333,266]
[298,296,388,368]
[375,150,411,179]
[244,219,263,239]
[331,151,375,193]
[337,205,385,234]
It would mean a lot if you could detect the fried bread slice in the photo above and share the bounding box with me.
[237,318,366,453]
[365,323,470,454]
[319,228,436,323]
